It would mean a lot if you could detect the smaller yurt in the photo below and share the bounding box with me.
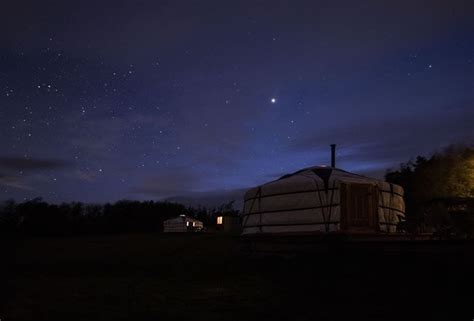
[242,166,405,236]
[164,215,204,233]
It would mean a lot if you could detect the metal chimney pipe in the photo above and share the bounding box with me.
[330,144,336,168]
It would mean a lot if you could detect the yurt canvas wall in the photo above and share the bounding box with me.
[164,215,204,233]
[242,167,405,235]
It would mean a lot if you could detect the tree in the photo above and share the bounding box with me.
[0,198,213,236]
[0,199,19,234]
[385,145,474,234]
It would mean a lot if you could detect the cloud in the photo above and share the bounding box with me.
[284,104,474,178]
[165,188,248,210]
[130,166,204,199]
[72,170,97,183]
[0,173,34,191]
[0,156,72,191]
[0,157,71,171]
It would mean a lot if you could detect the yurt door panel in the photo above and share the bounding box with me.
[342,184,377,231]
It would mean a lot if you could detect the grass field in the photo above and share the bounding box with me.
[2,233,474,321]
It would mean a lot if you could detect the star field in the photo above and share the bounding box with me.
[0,0,473,203]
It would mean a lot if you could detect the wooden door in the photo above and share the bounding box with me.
[341,184,377,232]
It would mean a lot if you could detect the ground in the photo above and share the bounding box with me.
[1,233,473,321]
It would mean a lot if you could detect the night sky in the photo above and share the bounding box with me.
[1,0,473,203]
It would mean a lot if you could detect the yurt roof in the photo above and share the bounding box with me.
[164,215,203,223]
[277,166,372,181]
[245,166,403,199]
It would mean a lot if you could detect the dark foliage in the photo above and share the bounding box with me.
[0,198,222,237]
[385,145,474,234]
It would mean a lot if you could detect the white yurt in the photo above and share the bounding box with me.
[242,166,405,236]
[163,215,204,233]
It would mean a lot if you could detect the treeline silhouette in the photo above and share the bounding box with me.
[0,198,223,237]
[1,145,472,238]
[385,145,474,236]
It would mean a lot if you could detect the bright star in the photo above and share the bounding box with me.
[271,98,276,103]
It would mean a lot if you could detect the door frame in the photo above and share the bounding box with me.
[340,183,379,233]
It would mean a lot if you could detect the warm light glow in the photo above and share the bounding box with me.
[217,216,223,224]
[186,221,190,226]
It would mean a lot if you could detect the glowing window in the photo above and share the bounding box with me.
[192,222,196,227]
[186,221,190,227]
[217,216,223,225]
